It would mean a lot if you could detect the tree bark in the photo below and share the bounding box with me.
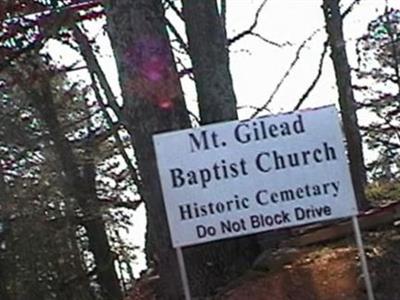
[105,0,191,299]
[323,0,368,210]
[183,0,238,124]
[181,0,261,296]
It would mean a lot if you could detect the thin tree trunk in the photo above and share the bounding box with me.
[181,1,261,296]
[29,79,123,300]
[323,0,368,210]
[105,0,191,299]
[81,157,122,300]
[72,26,143,194]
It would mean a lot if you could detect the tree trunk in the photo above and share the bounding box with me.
[105,1,191,299]
[0,165,11,300]
[29,79,123,300]
[183,0,238,124]
[181,1,261,296]
[323,0,368,210]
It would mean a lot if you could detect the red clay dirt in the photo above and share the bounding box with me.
[129,225,400,300]
[218,247,362,300]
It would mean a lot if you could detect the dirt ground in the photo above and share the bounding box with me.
[217,226,400,300]
[129,224,400,300]
[218,246,361,300]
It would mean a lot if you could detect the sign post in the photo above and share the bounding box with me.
[352,216,375,300]
[153,105,374,298]
[176,247,191,300]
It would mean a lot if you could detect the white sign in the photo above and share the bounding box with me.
[153,105,358,248]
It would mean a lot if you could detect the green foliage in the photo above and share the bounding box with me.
[365,180,400,203]
[355,8,400,181]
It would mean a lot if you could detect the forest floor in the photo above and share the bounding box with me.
[216,224,400,300]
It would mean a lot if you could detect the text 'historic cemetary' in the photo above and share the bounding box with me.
[153,105,358,248]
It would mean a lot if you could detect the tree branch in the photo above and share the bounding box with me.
[250,29,320,118]
[249,32,292,47]
[238,104,272,114]
[228,0,273,46]
[102,200,143,211]
[164,15,189,53]
[294,40,328,110]
[342,0,362,19]
[90,73,143,192]
[72,25,122,117]
[164,0,184,20]
[72,25,143,193]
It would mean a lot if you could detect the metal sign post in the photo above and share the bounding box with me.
[352,215,375,300]
[176,247,191,300]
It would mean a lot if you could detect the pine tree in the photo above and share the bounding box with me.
[355,8,400,181]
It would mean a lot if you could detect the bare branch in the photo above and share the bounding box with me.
[102,200,143,211]
[73,25,143,192]
[250,29,320,118]
[342,0,362,19]
[57,64,88,74]
[294,40,328,110]
[175,55,194,79]
[237,104,272,114]
[165,0,184,20]
[247,0,268,32]
[250,32,292,47]
[90,73,143,192]
[227,0,358,58]
[290,0,364,112]
[164,15,189,53]
[228,0,270,45]
[177,67,193,78]
[72,25,122,116]
[187,110,201,126]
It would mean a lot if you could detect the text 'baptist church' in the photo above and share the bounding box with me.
[169,112,338,189]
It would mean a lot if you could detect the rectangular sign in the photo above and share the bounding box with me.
[153,105,358,248]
